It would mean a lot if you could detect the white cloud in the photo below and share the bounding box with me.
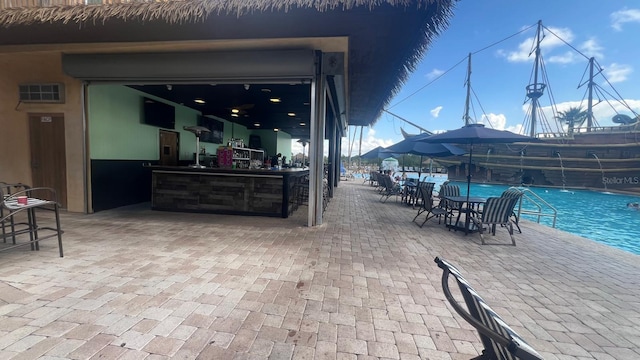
[611,8,640,31]
[580,38,604,60]
[322,126,395,158]
[426,68,444,80]
[604,63,633,83]
[430,106,443,118]
[477,113,523,134]
[500,26,576,63]
[548,51,579,64]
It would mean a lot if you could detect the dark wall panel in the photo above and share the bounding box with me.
[91,160,154,212]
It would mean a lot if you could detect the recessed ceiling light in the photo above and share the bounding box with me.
[194,99,205,104]
[254,123,261,127]
[273,128,279,132]
[270,98,281,103]
[231,109,240,114]
[299,122,306,126]
[287,113,296,117]
[231,113,239,117]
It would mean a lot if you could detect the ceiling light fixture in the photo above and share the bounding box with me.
[299,122,306,126]
[273,128,279,132]
[231,113,239,118]
[231,109,240,114]
[287,112,296,117]
[254,123,261,127]
[194,99,205,104]
[269,98,281,103]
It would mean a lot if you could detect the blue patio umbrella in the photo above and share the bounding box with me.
[360,146,390,160]
[384,139,466,178]
[413,123,538,201]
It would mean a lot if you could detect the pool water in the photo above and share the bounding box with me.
[447,181,640,256]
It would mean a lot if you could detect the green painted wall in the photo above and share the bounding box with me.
[88,85,266,161]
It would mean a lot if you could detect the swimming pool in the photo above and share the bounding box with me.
[357,171,639,255]
[446,181,640,256]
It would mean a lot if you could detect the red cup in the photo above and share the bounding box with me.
[17,196,27,205]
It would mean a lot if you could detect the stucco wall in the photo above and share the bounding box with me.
[0,52,85,212]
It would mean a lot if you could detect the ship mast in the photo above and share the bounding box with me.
[526,20,546,137]
[463,53,472,126]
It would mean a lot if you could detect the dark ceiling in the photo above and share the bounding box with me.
[129,83,312,138]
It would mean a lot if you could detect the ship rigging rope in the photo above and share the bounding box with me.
[386,22,537,110]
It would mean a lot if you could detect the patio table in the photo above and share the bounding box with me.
[444,196,486,235]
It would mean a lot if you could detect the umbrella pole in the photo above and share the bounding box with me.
[418,155,423,180]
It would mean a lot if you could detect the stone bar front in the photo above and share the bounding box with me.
[151,167,309,218]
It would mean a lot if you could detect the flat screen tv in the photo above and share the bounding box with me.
[143,98,175,129]
[198,116,224,144]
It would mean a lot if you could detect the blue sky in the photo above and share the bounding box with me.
[324,0,640,157]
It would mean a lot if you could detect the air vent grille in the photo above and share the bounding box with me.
[19,83,65,103]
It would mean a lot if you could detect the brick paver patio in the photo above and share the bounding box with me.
[1,180,638,359]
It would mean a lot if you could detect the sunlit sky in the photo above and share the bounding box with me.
[292,1,640,157]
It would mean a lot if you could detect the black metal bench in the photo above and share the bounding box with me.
[435,257,543,360]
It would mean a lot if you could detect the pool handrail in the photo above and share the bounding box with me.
[512,186,558,228]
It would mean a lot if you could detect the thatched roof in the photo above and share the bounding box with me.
[0,0,453,27]
[0,0,457,128]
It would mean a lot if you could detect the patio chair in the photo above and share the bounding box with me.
[438,183,462,226]
[434,257,544,360]
[500,188,524,233]
[380,175,402,203]
[412,181,435,208]
[1,185,64,257]
[412,184,447,227]
[468,196,519,245]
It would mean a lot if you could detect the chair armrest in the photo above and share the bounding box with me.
[2,187,60,209]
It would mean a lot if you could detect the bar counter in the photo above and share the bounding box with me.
[150,166,309,218]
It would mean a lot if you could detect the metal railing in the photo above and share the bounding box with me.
[512,187,558,228]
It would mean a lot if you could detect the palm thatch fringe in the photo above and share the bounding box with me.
[0,0,454,27]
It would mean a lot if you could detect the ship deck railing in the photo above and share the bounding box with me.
[536,124,640,138]
[511,187,558,228]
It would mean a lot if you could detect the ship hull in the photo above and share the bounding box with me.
[435,129,640,193]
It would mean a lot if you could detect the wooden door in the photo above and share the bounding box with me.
[29,113,67,208]
[159,129,179,166]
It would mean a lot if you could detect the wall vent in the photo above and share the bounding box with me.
[18,83,65,103]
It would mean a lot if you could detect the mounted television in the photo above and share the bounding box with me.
[142,97,175,129]
[198,116,224,144]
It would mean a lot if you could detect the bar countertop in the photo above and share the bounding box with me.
[147,165,309,176]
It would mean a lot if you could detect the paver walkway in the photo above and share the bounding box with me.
[1,180,638,359]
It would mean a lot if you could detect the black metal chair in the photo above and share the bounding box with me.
[435,257,543,360]
[500,188,524,233]
[468,197,519,245]
[1,185,64,257]
[380,175,402,203]
[412,184,447,227]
